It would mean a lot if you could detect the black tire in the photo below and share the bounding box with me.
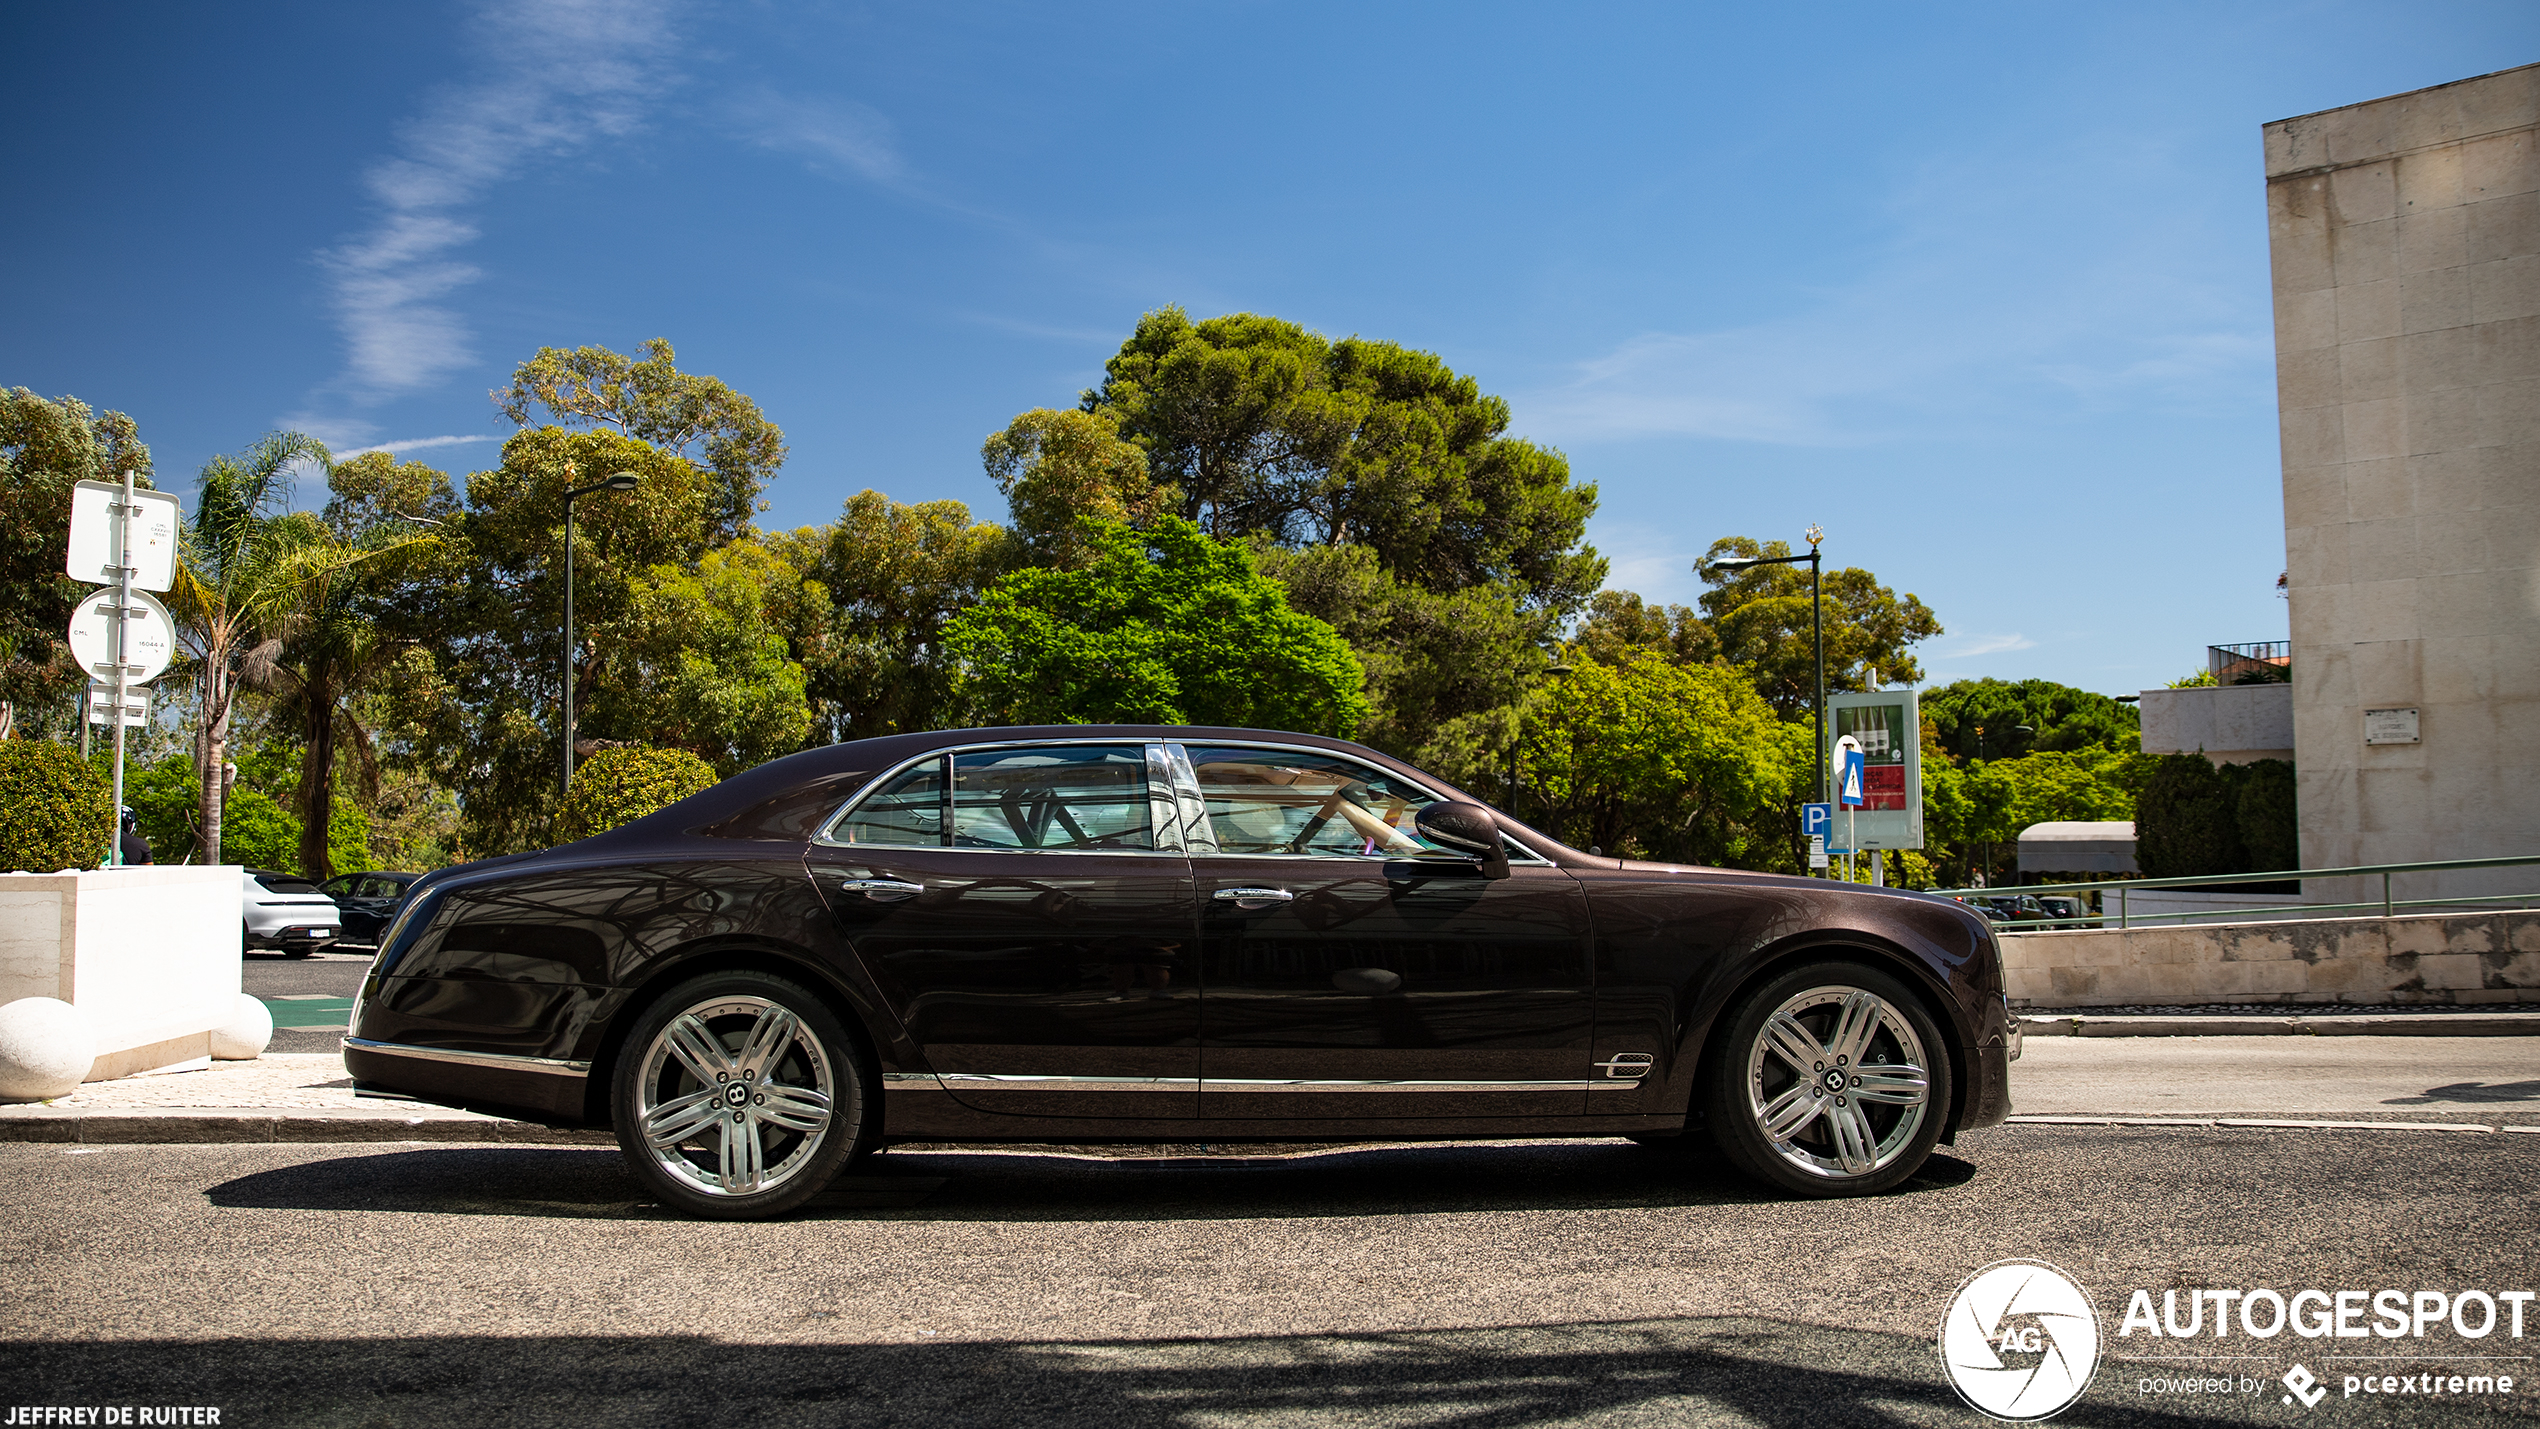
[610,969,872,1220]
[1702,960,1951,1198]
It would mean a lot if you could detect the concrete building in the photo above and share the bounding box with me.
[2265,63,2540,907]
[2138,683,2295,766]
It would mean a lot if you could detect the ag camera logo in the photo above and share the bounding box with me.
[1940,1260,2102,1420]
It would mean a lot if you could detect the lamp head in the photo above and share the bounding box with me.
[602,472,641,492]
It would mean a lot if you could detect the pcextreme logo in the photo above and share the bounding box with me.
[1939,1260,2102,1421]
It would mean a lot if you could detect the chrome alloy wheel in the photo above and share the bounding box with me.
[1745,985,1932,1180]
[633,995,836,1198]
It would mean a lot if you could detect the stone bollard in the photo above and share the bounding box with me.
[0,997,97,1101]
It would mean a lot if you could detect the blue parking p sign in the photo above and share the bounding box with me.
[1801,803,1832,842]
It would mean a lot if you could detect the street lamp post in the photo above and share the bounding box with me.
[1710,524,1826,800]
[561,467,642,796]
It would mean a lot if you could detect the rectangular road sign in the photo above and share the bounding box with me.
[86,686,148,728]
[1801,802,1832,841]
[65,480,182,592]
[1838,748,1867,807]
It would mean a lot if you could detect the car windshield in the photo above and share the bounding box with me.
[256,874,323,895]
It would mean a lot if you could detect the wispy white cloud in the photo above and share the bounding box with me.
[734,91,901,183]
[1935,632,2038,658]
[318,1,678,398]
[332,434,504,460]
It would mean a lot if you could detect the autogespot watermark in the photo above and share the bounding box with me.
[1941,1264,2534,1420]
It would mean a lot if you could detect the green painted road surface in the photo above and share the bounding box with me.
[258,995,354,1030]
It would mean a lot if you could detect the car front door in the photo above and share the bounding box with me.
[806,741,1200,1118]
[1176,742,1597,1121]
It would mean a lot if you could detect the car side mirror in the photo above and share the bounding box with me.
[1414,801,1511,879]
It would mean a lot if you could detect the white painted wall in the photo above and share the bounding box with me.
[2266,63,2540,908]
[2137,685,2295,764]
[0,865,243,1080]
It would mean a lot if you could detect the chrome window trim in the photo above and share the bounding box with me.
[342,1036,591,1078]
[813,735,1554,867]
[880,1072,1638,1093]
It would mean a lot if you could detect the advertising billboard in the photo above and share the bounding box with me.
[1825,689,1922,851]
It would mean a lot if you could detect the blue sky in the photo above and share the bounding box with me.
[7,2,2533,697]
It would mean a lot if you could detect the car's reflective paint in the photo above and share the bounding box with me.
[344,724,2012,1149]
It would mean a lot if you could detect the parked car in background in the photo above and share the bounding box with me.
[241,869,340,956]
[317,871,425,947]
[2034,895,2092,929]
[345,723,2017,1219]
[1968,894,2048,926]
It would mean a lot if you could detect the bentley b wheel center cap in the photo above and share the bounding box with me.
[723,1083,751,1109]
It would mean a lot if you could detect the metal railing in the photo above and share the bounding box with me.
[1929,854,2540,929]
[2209,640,2291,684]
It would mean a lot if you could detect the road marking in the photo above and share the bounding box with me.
[266,994,334,1001]
[2004,1115,2504,1133]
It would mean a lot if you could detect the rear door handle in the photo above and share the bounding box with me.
[1213,886,1294,908]
[837,878,924,902]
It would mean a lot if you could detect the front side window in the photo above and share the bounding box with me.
[1181,746,1454,859]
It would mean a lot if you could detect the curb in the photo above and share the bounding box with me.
[2007,1115,2539,1133]
[2017,1013,2540,1037]
[0,1107,614,1146]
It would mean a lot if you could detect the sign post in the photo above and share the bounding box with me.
[64,472,166,867]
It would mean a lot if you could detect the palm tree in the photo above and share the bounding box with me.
[264,537,427,880]
[167,433,330,866]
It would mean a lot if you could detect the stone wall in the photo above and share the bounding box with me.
[2266,64,2540,907]
[2000,908,2540,1007]
[2136,684,2294,765]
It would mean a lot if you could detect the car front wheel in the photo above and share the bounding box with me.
[1702,960,1950,1197]
[610,970,870,1219]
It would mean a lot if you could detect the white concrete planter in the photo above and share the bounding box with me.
[0,865,257,1095]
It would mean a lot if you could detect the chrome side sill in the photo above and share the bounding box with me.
[342,1036,591,1078]
[882,1072,1640,1094]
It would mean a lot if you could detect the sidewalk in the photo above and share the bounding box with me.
[2017,1009,2540,1037]
[0,1053,610,1145]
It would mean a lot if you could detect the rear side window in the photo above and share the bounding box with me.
[827,759,947,845]
[953,746,1152,851]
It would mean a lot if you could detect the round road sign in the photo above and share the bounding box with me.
[67,587,177,685]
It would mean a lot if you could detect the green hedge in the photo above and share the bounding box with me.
[0,740,114,872]
[2136,754,2299,879]
[560,746,719,842]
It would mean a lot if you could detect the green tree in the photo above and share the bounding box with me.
[774,490,1013,744]
[1086,307,1605,615]
[260,453,449,879]
[0,390,154,739]
[495,338,785,543]
[1922,678,2141,762]
[589,540,818,776]
[1252,541,1545,773]
[981,408,1172,567]
[385,427,717,855]
[1515,651,1810,867]
[2236,758,2299,873]
[945,517,1367,734]
[1570,590,1717,669]
[1693,537,1943,719]
[170,432,338,864]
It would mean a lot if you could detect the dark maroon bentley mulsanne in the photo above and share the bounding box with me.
[345,727,2016,1217]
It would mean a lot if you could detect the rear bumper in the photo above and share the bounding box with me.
[245,923,340,950]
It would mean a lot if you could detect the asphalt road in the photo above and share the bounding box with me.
[2012,1036,2540,1117]
[6,1125,2538,1427]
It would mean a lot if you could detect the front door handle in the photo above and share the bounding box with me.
[1212,886,1294,909]
[837,877,924,902]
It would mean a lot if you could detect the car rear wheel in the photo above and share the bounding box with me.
[1702,960,1949,1197]
[610,970,870,1220]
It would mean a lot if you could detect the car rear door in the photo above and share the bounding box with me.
[805,741,1201,1118]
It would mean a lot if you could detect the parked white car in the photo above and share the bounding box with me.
[241,869,340,956]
